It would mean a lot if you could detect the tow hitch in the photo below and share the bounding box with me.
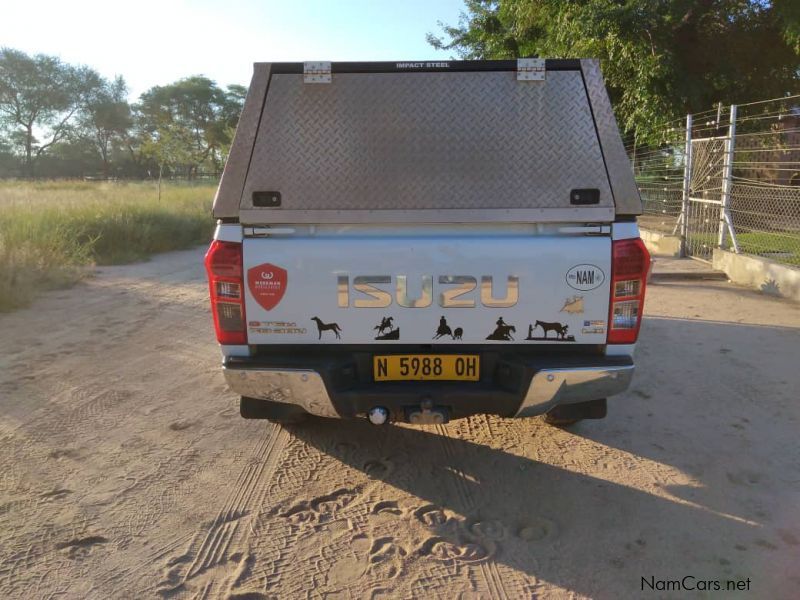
[405,398,449,425]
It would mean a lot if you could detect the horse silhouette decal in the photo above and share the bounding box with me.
[311,317,342,340]
[526,320,575,342]
[486,317,515,341]
[433,316,464,340]
[374,316,399,340]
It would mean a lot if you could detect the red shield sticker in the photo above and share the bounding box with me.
[247,263,287,311]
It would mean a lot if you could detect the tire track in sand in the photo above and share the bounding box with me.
[434,422,519,600]
[156,423,289,596]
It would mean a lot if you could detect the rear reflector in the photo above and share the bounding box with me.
[608,238,650,344]
[205,240,247,345]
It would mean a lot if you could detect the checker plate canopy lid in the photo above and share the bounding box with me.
[214,60,641,223]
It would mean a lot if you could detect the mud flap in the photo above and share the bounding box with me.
[545,398,607,423]
[240,396,308,423]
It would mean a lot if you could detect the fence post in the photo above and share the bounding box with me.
[678,114,692,257]
[718,104,740,252]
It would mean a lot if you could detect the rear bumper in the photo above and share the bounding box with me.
[514,365,634,417]
[222,347,634,420]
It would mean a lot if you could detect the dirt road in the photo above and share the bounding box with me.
[1,247,798,599]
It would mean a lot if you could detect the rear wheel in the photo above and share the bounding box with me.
[240,397,308,425]
[543,398,607,427]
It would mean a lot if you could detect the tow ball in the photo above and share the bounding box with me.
[367,407,390,425]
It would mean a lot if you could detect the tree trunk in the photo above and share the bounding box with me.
[24,126,33,178]
[158,164,163,202]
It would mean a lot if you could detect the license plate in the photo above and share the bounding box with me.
[373,354,480,381]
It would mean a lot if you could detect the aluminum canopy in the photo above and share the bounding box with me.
[213,59,641,223]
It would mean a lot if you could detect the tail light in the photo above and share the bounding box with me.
[608,237,651,344]
[204,240,247,345]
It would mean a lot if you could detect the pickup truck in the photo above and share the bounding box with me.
[205,59,650,427]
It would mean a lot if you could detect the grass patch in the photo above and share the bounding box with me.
[0,180,215,311]
[733,232,800,266]
[686,231,800,266]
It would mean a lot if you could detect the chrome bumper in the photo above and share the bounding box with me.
[223,362,634,420]
[223,367,340,418]
[514,365,635,417]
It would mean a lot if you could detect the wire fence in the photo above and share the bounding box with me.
[629,95,800,266]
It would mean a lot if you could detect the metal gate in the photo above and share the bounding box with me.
[686,137,726,260]
[676,109,740,261]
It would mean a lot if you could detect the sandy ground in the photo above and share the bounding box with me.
[1,246,799,599]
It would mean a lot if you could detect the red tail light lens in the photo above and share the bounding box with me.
[204,240,247,345]
[608,237,650,344]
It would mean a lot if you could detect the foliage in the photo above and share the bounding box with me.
[429,0,800,143]
[0,48,245,179]
[0,180,215,310]
[79,75,132,175]
[0,48,101,176]
[136,76,241,177]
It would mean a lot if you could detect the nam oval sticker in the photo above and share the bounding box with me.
[247,263,287,310]
[566,264,605,291]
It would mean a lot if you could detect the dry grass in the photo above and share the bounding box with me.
[0,180,215,310]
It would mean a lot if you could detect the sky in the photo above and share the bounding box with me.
[1,0,466,99]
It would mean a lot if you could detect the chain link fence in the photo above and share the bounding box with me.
[629,95,800,266]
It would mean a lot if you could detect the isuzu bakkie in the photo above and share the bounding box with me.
[205,59,650,426]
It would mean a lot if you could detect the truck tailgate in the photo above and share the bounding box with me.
[242,233,610,346]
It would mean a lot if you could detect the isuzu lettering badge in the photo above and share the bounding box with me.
[336,275,519,308]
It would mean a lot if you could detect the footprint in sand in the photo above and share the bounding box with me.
[517,516,558,542]
[367,537,407,580]
[56,535,108,559]
[363,459,392,478]
[418,536,491,563]
[414,504,448,528]
[168,419,196,431]
[311,488,358,516]
[371,500,402,517]
[40,488,73,500]
[469,519,506,541]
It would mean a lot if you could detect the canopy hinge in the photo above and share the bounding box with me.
[517,58,545,81]
[304,61,331,84]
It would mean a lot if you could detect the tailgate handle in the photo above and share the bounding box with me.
[570,189,600,205]
[252,191,281,207]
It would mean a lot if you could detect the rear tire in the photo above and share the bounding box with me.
[543,398,607,427]
[240,397,308,425]
[542,413,581,427]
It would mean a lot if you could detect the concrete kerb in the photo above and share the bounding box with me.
[712,248,800,302]
[641,227,799,300]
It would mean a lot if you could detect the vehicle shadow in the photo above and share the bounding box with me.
[570,315,800,531]
[288,415,776,599]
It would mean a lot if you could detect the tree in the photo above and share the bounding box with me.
[429,1,800,143]
[0,48,101,176]
[212,84,247,171]
[79,75,132,176]
[136,76,240,178]
[141,121,193,200]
